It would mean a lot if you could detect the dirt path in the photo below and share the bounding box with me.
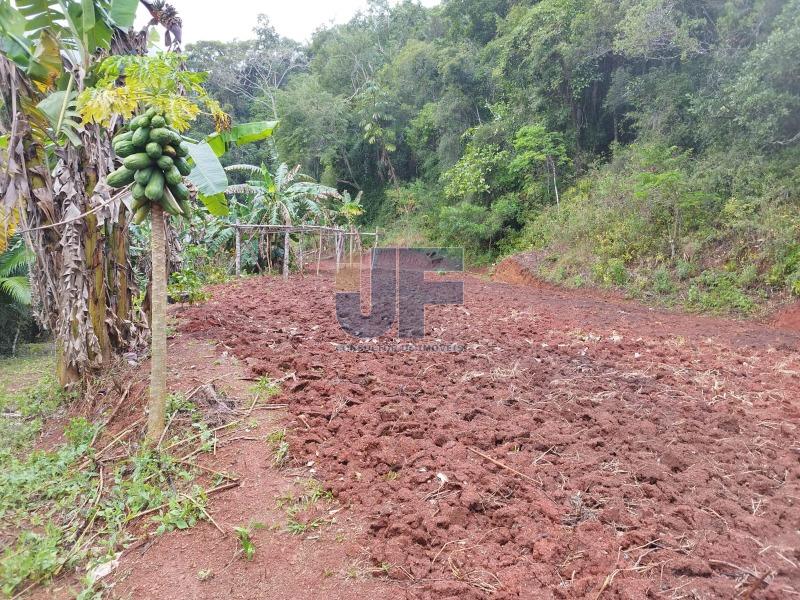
[112,267,799,599]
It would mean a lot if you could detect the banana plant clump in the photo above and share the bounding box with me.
[106,106,193,223]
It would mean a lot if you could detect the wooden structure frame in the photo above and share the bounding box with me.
[230,223,378,279]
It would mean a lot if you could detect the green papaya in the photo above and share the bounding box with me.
[134,167,154,186]
[165,166,183,186]
[175,142,189,158]
[107,166,136,188]
[132,126,151,148]
[178,199,193,220]
[162,145,177,158]
[145,142,163,159]
[149,128,173,146]
[150,115,166,128]
[112,130,133,146]
[114,140,137,158]
[157,155,174,170]
[123,153,153,171]
[168,181,190,202]
[133,204,151,225]
[174,157,191,176]
[131,194,148,212]
[132,182,147,200]
[145,107,158,119]
[159,188,184,216]
[145,170,165,201]
[128,114,150,130]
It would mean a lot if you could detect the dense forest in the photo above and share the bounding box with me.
[187,0,800,312]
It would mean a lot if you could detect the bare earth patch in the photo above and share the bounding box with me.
[61,266,798,600]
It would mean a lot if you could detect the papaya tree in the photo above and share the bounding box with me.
[82,53,277,440]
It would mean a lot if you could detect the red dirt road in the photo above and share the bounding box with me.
[168,266,800,599]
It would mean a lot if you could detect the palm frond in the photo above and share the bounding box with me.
[285,182,340,199]
[224,164,264,176]
[274,163,290,191]
[225,183,263,198]
[0,276,32,306]
[0,239,33,278]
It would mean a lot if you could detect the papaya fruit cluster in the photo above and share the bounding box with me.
[106,107,193,224]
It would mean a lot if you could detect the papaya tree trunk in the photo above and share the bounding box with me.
[147,204,167,442]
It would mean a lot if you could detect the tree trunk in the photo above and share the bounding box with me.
[11,323,20,357]
[146,204,167,443]
[283,230,290,280]
[548,156,560,208]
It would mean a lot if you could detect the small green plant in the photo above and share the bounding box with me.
[267,429,289,466]
[277,479,334,535]
[0,417,215,596]
[651,266,676,295]
[167,268,209,304]
[286,517,326,536]
[593,258,628,286]
[252,376,281,399]
[235,526,256,561]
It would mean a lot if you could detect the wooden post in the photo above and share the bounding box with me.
[335,231,341,273]
[316,231,323,276]
[283,230,290,280]
[234,221,241,277]
[299,233,304,278]
[266,234,272,272]
[349,229,353,267]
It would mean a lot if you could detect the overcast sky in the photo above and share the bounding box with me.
[138,0,441,45]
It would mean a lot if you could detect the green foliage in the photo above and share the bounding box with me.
[0,356,223,595]
[179,0,800,311]
[266,429,289,467]
[252,376,281,399]
[235,526,256,561]
[442,140,510,201]
[79,53,227,131]
[168,268,209,304]
[0,237,33,307]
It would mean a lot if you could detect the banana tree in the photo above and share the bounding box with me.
[337,190,364,266]
[225,162,339,278]
[0,0,154,385]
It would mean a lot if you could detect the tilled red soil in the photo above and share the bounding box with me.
[180,269,800,599]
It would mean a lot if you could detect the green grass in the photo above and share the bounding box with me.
[0,346,219,597]
[0,346,63,454]
[266,428,289,466]
[252,375,281,399]
[277,479,335,536]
